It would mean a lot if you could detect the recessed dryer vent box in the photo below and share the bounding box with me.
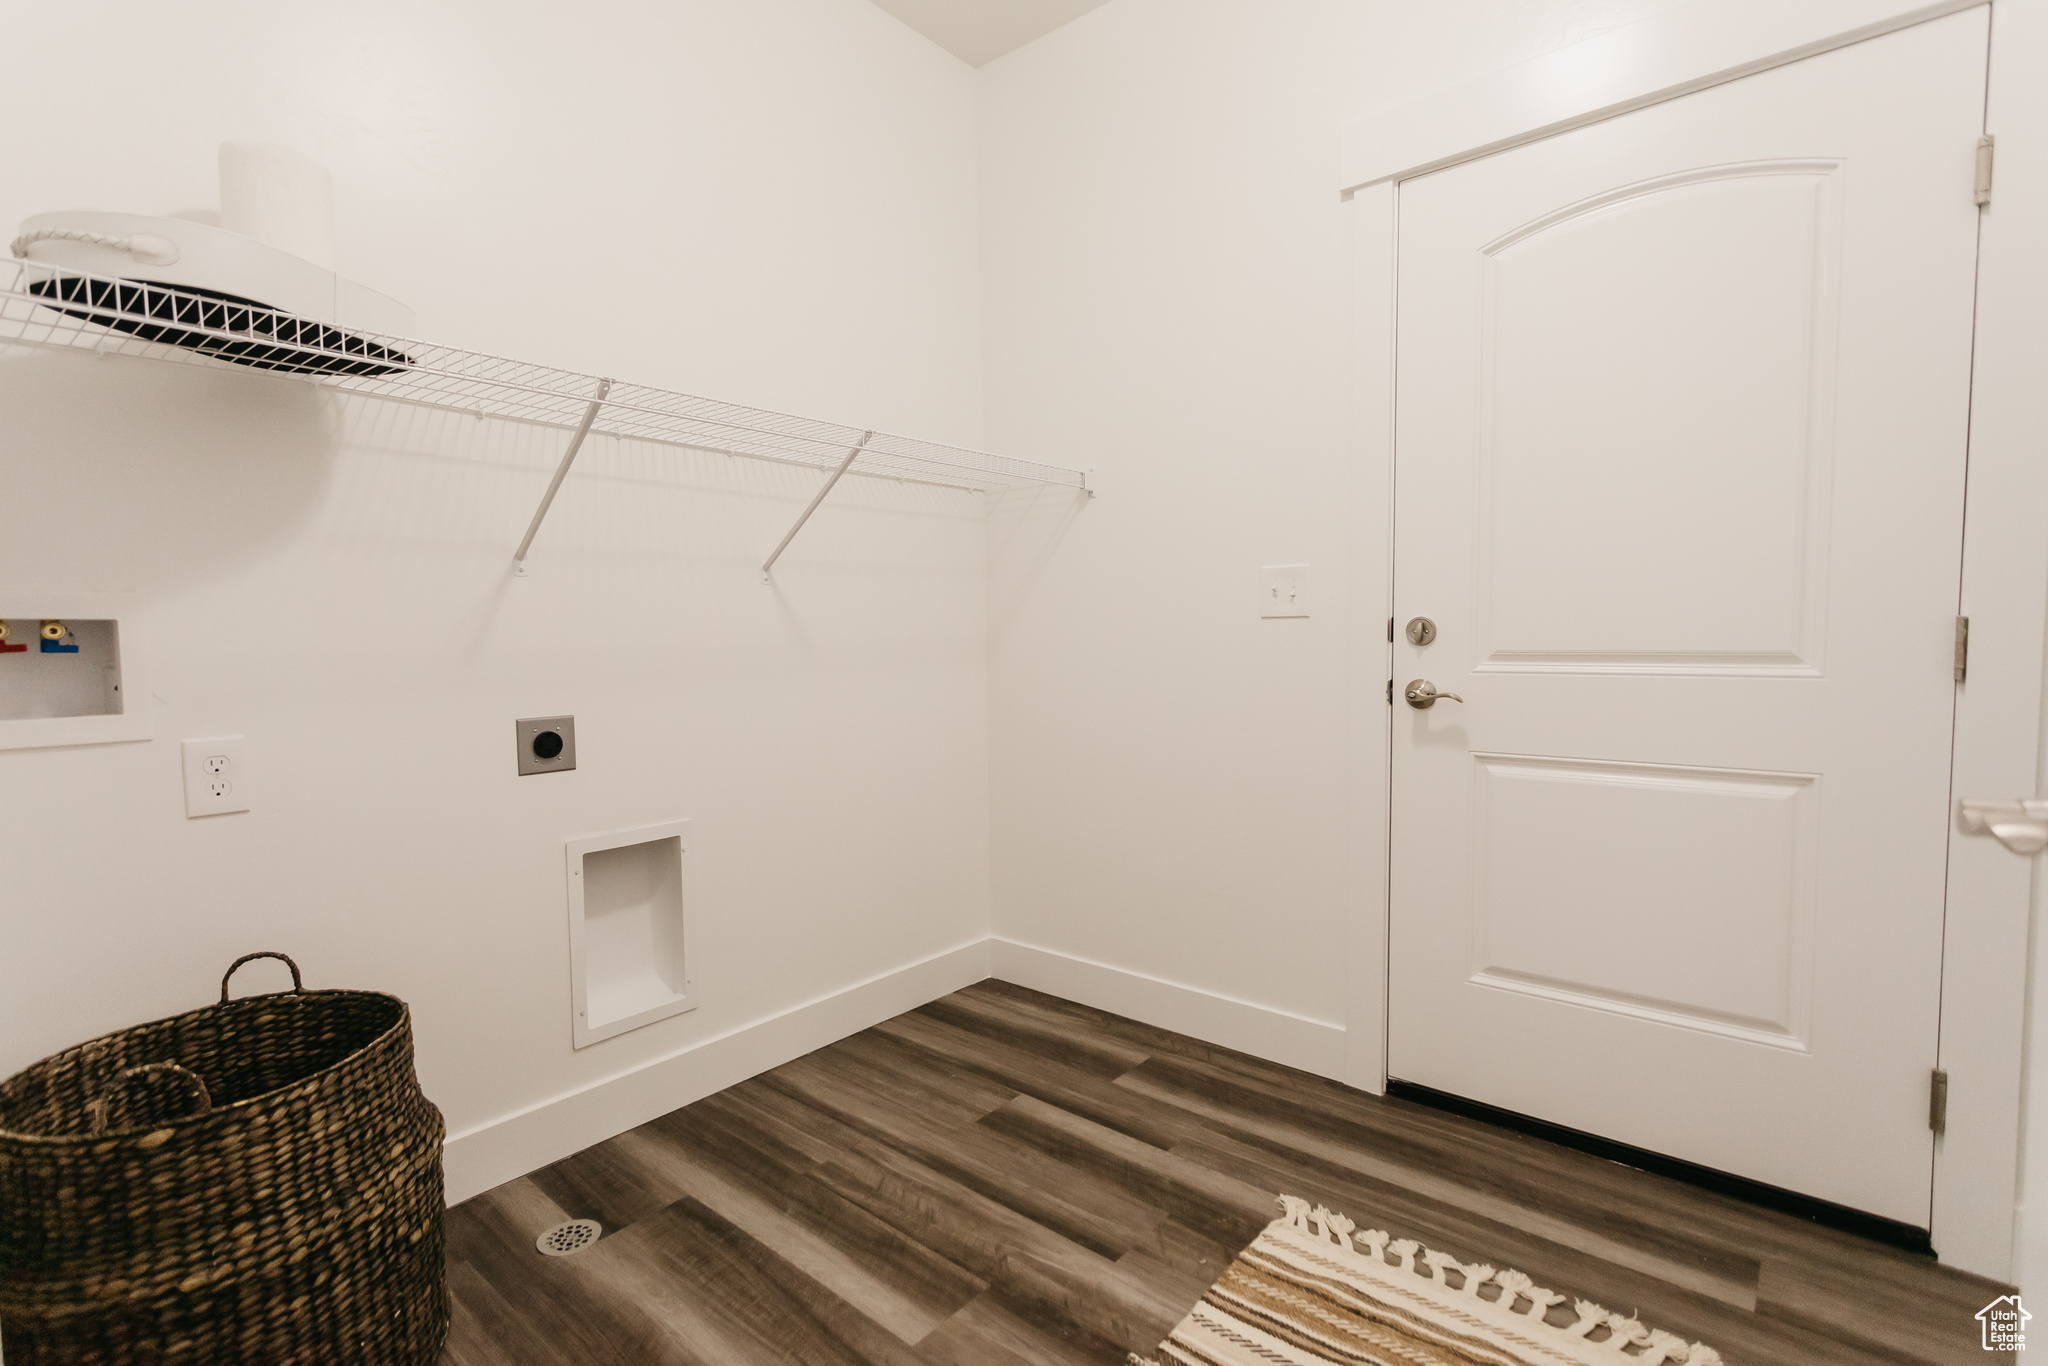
[566,819,695,1048]
[0,594,151,751]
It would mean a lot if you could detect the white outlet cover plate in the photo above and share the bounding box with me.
[1261,565,1310,618]
[182,736,251,817]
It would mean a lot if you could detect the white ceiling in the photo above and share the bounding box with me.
[867,0,1115,67]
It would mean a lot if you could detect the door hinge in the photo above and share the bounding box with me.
[1955,616,1970,683]
[1387,678,1394,705]
[1930,1068,1949,1135]
[1388,616,1395,643]
[1976,134,1995,207]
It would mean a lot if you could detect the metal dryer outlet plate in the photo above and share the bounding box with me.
[516,715,576,776]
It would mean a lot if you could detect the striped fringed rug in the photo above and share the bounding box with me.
[1131,1196,1723,1366]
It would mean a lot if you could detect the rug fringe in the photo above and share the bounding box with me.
[1275,1195,1723,1366]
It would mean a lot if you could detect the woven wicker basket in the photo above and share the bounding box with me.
[0,953,447,1365]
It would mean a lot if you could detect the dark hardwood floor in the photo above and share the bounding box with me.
[441,981,2005,1366]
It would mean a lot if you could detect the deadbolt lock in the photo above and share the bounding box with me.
[1405,617,1436,647]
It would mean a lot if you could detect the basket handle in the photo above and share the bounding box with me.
[219,951,305,1004]
[88,1062,213,1135]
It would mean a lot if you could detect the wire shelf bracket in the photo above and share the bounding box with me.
[513,377,612,577]
[761,430,871,582]
[0,258,1090,573]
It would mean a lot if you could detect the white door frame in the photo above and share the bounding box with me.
[1341,0,2048,1282]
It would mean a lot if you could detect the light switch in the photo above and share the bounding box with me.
[182,737,252,817]
[1261,565,1309,618]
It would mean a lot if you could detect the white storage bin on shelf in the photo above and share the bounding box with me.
[10,210,415,346]
[566,820,695,1048]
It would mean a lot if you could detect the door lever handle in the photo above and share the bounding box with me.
[1959,798,2048,855]
[1404,679,1463,709]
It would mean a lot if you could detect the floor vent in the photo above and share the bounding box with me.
[535,1219,602,1257]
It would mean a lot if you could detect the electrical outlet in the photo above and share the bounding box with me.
[182,737,252,818]
[1261,565,1310,618]
[515,715,576,776]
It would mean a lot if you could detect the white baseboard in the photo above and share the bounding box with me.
[441,938,991,1204]
[442,935,1354,1205]
[988,936,1349,1080]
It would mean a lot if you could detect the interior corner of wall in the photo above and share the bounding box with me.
[438,937,991,1205]
[986,936,1347,1080]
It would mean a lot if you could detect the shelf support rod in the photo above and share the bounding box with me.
[513,377,613,576]
[761,430,873,582]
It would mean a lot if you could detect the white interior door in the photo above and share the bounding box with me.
[1388,10,1986,1227]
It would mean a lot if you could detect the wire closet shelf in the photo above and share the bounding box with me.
[0,257,1086,569]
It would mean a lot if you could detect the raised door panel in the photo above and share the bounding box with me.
[1479,165,1841,676]
[1469,754,1817,1049]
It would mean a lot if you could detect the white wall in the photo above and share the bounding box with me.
[14,0,2037,1282]
[978,0,1687,1083]
[1,0,986,436]
[0,0,991,1200]
[1,0,1701,1211]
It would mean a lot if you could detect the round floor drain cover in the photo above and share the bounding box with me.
[535,1218,602,1257]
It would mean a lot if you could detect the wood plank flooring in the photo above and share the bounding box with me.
[441,981,2007,1366]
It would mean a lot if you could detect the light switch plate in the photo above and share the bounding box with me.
[1261,565,1309,618]
[182,736,251,817]
[517,715,577,776]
